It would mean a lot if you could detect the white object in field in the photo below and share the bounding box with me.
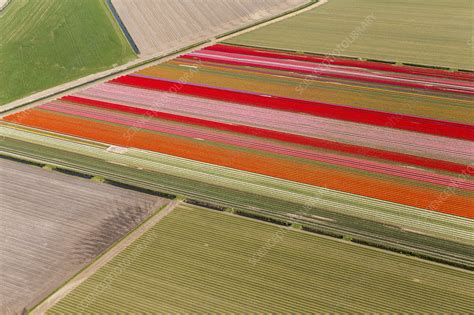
[106,145,129,154]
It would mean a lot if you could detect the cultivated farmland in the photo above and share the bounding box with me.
[0,0,136,105]
[226,0,474,70]
[2,41,473,268]
[0,159,168,314]
[110,0,308,56]
[5,45,473,220]
[45,204,474,313]
[2,132,473,268]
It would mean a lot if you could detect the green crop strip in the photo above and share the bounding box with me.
[46,204,474,313]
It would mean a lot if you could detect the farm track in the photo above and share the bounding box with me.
[44,205,474,313]
[1,127,473,269]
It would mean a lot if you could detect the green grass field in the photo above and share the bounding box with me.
[0,0,136,105]
[46,204,474,313]
[226,0,474,70]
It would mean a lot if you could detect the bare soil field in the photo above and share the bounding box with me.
[0,159,168,314]
[111,0,308,56]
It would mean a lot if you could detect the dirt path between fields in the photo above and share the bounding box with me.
[29,200,182,315]
[0,0,329,117]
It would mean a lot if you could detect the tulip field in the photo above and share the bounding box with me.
[3,42,473,258]
[4,44,473,220]
[3,1,473,314]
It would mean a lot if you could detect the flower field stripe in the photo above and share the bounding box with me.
[113,75,474,141]
[205,44,474,82]
[4,109,473,219]
[183,50,474,96]
[189,49,474,90]
[138,62,473,125]
[41,101,474,191]
[77,83,473,165]
[60,95,471,175]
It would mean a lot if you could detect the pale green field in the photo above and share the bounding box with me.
[0,0,136,105]
[46,204,474,313]
[226,0,474,70]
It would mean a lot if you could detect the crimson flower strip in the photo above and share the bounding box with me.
[114,75,474,141]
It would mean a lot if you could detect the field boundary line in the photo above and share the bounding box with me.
[29,199,182,315]
[0,0,325,115]
[105,0,140,54]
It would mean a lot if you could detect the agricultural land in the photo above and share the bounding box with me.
[2,38,473,269]
[226,0,474,70]
[0,158,168,314]
[110,0,308,56]
[46,204,474,313]
[0,0,473,314]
